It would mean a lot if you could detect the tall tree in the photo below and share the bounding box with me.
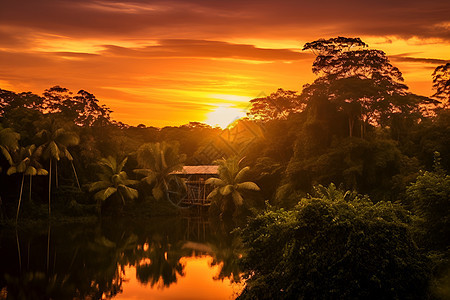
[35,118,80,217]
[432,63,450,107]
[302,37,434,138]
[134,142,186,206]
[0,89,44,118]
[247,89,302,121]
[89,156,138,212]
[0,125,20,171]
[42,86,113,126]
[406,152,450,250]
[7,145,48,223]
[206,156,260,217]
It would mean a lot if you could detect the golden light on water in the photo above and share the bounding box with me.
[115,256,244,300]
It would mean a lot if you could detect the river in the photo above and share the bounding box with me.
[0,216,244,299]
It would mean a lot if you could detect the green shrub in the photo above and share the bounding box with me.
[238,191,430,299]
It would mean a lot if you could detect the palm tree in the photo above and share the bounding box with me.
[312,183,359,202]
[135,237,185,287]
[89,156,138,212]
[0,125,20,171]
[35,118,80,216]
[133,142,186,206]
[7,145,48,223]
[206,156,260,216]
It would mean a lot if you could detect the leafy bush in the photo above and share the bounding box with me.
[406,153,450,250]
[238,189,430,299]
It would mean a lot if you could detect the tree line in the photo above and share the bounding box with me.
[0,36,449,299]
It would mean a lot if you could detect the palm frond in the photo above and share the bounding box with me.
[0,128,20,150]
[63,148,73,161]
[235,166,250,183]
[219,185,233,196]
[205,178,226,187]
[94,187,117,201]
[236,182,260,191]
[48,141,61,160]
[231,190,243,206]
[7,166,17,175]
[118,185,139,200]
[0,146,13,165]
[99,156,116,171]
[152,185,164,200]
[57,132,79,146]
[89,180,112,192]
[36,168,48,176]
[25,166,37,176]
[207,188,219,199]
[117,157,128,172]
[123,179,139,186]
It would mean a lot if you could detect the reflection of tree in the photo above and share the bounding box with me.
[84,231,138,299]
[135,234,185,288]
[4,271,74,299]
[207,217,243,283]
[0,224,139,299]
[0,216,244,298]
[209,238,242,283]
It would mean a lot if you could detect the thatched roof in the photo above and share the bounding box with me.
[172,165,219,175]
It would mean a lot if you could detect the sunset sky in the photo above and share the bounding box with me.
[1,0,449,127]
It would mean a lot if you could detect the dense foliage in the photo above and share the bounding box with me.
[406,153,450,250]
[239,191,430,299]
[0,36,449,299]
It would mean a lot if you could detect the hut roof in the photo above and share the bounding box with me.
[172,165,219,175]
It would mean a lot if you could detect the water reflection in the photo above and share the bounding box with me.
[0,216,243,299]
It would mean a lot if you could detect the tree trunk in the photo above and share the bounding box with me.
[29,175,32,203]
[119,192,125,206]
[55,160,58,188]
[71,161,81,190]
[16,227,22,270]
[16,173,25,224]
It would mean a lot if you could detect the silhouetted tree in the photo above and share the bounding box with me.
[89,156,138,212]
[0,125,20,171]
[7,145,48,222]
[247,89,302,121]
[133,142,186,206]
[0,89,44,118]
[432,63,450,107]
[407,152,450,250]
[35,118,80,216]
[302,37,434,138]
[206,157,260,218]
[42,86,113,126]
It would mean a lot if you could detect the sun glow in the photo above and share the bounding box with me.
[204,105,247,128]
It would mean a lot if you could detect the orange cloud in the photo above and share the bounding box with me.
[0,0,449,126]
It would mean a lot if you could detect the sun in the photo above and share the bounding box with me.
[204,105,247,128]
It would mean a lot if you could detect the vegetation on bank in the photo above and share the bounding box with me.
[239,188,430,299]
[0,37,449,298]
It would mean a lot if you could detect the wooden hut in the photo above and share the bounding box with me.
[172,165,219,206]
